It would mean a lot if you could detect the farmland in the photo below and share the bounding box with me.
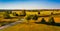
[0,9,60,31]
[0,10,60,23]
[1,23,60,31]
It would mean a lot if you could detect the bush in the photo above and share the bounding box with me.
[4,14,11,19]
[13,12,19,16]
[4,11,11,19]
[20,11,26,16]
[40,18,46,24]
[15,14,19,16]
[26,16,31,20]
[32,15,38,20]
[48,17,55,24]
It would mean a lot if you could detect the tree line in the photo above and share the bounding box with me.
[4,11,26,19]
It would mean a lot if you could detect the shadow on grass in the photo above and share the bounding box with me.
[35,22,60,26]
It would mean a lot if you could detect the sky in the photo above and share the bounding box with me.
[0,0,60,9]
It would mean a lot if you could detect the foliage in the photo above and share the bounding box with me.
[4,11,11,19]
[40,18,46,23]
[38,11,40,14]
[26,15,38,20]
[26,15,31,20]
[32,15,38,20]
[13,12,19,16]
[20,11,26,16]
[48,17,55,24]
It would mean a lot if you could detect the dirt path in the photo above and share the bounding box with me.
[0,21,22,30]
[1,23,60,31]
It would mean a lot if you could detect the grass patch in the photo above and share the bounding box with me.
[1,23,60,31]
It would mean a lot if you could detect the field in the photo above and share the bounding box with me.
[0,9,60,31]
[1,23,60,31]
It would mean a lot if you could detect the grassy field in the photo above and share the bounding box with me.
[0,10,60,22]
[0,10,60,31]
[0,23,60,31]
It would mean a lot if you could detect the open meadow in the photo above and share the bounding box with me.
[1,22,60,31]
[0,9,60,31]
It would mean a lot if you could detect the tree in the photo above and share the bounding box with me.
[26,16,31,20]
[38,11,40,14]
[26,15,38,23]
[40,18,46,24]
[13,12,18,16]
[4,14,11,19]
[32,15,38,20]
[15,14,19,16]
[20,10,26,16]
[38,11,40,17]
[4,11,11,19]
[48,17,55,24]
[26,15,31,23]
[51,12,53,15]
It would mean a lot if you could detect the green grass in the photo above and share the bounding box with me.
[0,23,60,31]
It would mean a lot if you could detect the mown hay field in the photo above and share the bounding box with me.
[0,23,60,31]
[0,11,60,22]
[0,10,60,31]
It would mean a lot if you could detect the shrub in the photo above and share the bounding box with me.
[48,17,55,24]
[13,12,19,16]
[32,15,38,20]
[20,10,26,16]
[26,16,31,20]
[26,15,38,23]
[4,14,11,19]
[40,18,46,24]
[4,11,11,19]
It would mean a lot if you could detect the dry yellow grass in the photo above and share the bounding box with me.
[0,11,60,22]
[1,23,60,31]
[38,17,60,23]
[0,11,60,31]
[26,11,38,15]
[0,19,18,22]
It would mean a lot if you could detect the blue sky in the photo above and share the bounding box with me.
[0,0,60,9]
